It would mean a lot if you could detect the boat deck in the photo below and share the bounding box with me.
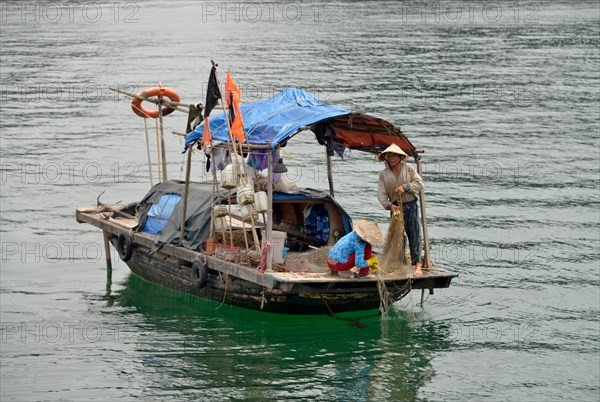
[76,207,456,291]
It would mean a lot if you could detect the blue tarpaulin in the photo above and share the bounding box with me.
[185,88,351,150]
[142,193,182,235]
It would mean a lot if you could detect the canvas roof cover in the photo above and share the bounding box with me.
[185,88,416,156]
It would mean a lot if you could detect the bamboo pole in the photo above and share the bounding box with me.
[326,155,335,197]
[217,98,249,252]
[208,148,227,245]
[213,70,261,255]
[102,231,112,270]
[179,145,194,245]
[247,210,261,253]
[217,96,244,176]
[158,94,168,181]
[266,151,274,271]
[416,158,431,268]
[213,70,248,178]
[209,147,216,241]
[154,119,163,182]
[226,194,235,247]
[143,118,154,186]
[325,139,335,197]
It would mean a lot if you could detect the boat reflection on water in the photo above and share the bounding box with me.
[114,273,454,400]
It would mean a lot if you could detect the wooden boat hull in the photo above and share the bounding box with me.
[78,207,455,315]
[112,238,453,314]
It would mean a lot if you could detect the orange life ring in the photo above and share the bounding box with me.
[131,87,180,118]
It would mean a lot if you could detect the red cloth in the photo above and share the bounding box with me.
[327,244,372,275]
[225,71,244,141]
[202,116,212,149]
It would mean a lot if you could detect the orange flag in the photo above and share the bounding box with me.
[202,116,212,149]
[225,71,245,142]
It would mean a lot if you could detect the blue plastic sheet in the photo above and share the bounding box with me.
[142,193,182,235]
[185,88,351,150]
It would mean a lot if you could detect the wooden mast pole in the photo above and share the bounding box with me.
[266,151,274,271]
[154,119,162,182]
[416,157,431,268]
[143,118,154,186]
[179,144,194,245]
[213,67,261,254]
[102,231,112,271]
[325,138,335,197]
[157,82,168,181]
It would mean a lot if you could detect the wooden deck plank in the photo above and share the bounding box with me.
[76,208,455,291]
[267,269,455,283]
[77,209,275,288]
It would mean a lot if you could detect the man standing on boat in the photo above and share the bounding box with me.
[377,144,424,275]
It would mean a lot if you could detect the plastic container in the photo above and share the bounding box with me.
[264,230,287,264]
[221,164,239,189]
[202,240,219,255]
[236,184,255,206]
[215,244,240,261]
[253,191,268,213]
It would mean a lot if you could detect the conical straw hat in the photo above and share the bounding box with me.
[354,220,384,245]
[378,143,409,161]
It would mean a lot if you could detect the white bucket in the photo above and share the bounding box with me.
[221,164,239,189]
[263,230,287,264]
[254,191,268,213]
[237,184,255,206]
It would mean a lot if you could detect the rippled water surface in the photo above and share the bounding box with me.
[1,1,599,400]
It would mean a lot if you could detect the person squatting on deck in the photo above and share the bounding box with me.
[377,144,424,275]
[327,220,384,278]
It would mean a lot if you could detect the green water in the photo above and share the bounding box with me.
[101,274,454,401]
[1,0,599,400]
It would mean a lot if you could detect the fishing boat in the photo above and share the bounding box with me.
[75,72,455,315]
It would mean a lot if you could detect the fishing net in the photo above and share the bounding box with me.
[380,209,409,276]
[377,206,411,316]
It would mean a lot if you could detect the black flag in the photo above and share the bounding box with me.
[204,63,221,118]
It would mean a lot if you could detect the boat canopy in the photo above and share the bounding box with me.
[185,88,416,156]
